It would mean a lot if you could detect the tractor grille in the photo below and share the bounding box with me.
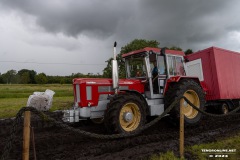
[98,86,129,92]
[98,86,113,92]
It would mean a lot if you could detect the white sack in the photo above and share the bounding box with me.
[27,89,55,111]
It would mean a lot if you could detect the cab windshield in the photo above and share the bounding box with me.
[126,57,146,78]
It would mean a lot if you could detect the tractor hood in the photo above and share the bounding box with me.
[72,78,145,107]
[73,78,145,93]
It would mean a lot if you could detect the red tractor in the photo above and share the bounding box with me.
[63,42,207,133]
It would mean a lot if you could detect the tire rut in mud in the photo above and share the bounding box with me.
[0,112,240,160]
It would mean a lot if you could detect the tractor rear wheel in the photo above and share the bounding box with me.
[164,79,205,125]
[104,94,146,133]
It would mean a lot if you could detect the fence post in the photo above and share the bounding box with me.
[180,102,184,158]
[23,111,31,160]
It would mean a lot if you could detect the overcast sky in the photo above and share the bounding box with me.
[1,0,240,76]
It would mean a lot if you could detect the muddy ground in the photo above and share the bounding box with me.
[0,112,240,160]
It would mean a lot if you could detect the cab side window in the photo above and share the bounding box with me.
[167,56,185,76]
[176,57,185,75]
[157,56,166,75]
[168,56,175,76]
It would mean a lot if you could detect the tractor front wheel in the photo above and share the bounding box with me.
[104,94,146,133]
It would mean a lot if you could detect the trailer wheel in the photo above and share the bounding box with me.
[164,79,205,125]
[220,103,229,114]
[104,94,146,133]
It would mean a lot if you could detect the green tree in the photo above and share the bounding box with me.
[166,46,182,51]
[47,76,60,83]
[20,72,30,84]
[71,72,86,78]
[0,73,3,84]
[103,58,113,78]
[103,39,160,78]
[35,73,48,84]
[18,69,36,84]
[185,49,193,55]
[60,78,66,84]
[2,70,17,84]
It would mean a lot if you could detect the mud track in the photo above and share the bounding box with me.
[0,112,240,160]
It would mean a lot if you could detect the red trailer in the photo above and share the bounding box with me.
[185,47,240,113]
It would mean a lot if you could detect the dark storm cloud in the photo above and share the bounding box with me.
[134,0,240,49]
[0,0,136,38]
[1,0,240,50]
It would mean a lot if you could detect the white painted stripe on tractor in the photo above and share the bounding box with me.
[76,84,80,102]
[86,86,92,100]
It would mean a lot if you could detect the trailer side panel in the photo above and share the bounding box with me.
[186,47,240,100]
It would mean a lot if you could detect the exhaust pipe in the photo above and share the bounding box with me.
[112,41,119,94]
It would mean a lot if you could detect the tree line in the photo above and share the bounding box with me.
[0,69,102,84]
[0,39,193,84]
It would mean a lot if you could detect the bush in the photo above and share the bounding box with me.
[35,73,48,84]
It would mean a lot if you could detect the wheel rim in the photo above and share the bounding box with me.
[222,103,229,114]
[119,102,141,132]
[180,90,200,119]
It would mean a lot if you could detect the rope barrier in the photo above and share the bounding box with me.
[182,96,240,117]
[1,96,240,160]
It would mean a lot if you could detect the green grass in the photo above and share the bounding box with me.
[0,96,74,118]
[149,132,240,160]
[0,84,74,118]
[0,84,73,98]
[150,151,182,160]
[187,132,240,160]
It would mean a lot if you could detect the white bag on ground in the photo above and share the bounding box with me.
[27,89,55,111]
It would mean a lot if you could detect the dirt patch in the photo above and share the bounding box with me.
[0,113,240,160]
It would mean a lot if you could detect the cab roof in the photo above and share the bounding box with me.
[122,47,185,58]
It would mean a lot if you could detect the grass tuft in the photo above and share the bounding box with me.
[150,151,182,160]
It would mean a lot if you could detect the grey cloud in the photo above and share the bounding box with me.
[133,0,240,50]
[0,0,136,38]
[1,0,240,51]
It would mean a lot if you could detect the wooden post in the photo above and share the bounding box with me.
[180,101,184,159]
[23,111,31,160]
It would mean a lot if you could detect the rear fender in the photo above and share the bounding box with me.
[164,76,207,95]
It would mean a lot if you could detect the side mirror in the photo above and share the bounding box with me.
[160,48,166,56]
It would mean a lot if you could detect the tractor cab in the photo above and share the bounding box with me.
[122,47,185,99]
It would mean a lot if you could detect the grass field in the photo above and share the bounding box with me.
[0,84,74,118]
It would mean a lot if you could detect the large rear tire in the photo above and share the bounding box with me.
[164,79,205,125]
[104,94,146,133]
